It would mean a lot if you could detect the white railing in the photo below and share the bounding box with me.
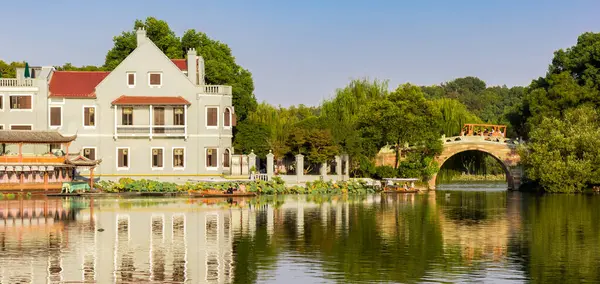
[115,125,186,137]
[203,85,232,95]
[443,135,518,145]
[0,78,35,87]
[250,173,269,181]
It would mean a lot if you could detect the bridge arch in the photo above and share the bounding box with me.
[429,136,522,190]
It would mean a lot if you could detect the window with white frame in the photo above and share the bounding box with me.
[83,106,96,127]
[173,148,185,168]
[10,95,32,110]
[0,95,4,110]
[117,148,130,169]
[49,106,62,128]
[82,147,96,160]
[173,107,185,126]
[148,73,162,87]
[223,149,230,167]
[127,72,136,87]
[151,148,164,169]
[206,148,218,169]
[0,125,4,130]
[122,107,133,125]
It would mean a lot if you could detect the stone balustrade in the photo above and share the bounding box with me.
[203,85,232,95]
[0,78,35,87]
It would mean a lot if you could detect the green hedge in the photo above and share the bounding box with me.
[95,178,376,195]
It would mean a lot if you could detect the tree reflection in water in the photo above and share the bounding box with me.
[0,194,598,283]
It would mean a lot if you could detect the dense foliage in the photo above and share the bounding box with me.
[95,178,375,195]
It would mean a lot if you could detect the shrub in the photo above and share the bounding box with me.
[373,166,396,179]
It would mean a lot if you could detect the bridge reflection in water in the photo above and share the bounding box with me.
[0,194,526,283]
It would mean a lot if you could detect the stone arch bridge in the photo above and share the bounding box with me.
[429,136,523,190]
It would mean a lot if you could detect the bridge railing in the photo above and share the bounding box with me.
[442,135,523,145]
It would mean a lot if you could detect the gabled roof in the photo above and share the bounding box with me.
[49,71,110,98]
[0,130,77,143]
[111,95,191,106]
[171,59,187,71]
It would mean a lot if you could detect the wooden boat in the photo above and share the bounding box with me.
[381,178,420,193]
[383,189,419,194]
[189,191,256,198]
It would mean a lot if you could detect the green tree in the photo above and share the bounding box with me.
[521,106,600,193]
[358,84,442,171]
[0,60,26,78]
[321,79,389,163]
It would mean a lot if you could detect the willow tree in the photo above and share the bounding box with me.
[247,103,299,163]
[432,98,481,137]
[320,79,389,173]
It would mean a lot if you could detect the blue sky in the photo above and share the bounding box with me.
[1,0,599,106]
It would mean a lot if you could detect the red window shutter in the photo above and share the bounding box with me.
[207,108,217,126]
[224,108,231,126]
[118,149,125,167]
[158,149,163,167]
[150,73,161,85]
[11,125,32,130]
[23,96,32,109]
[128,73,135,85]
[50,107,61,126]
[84,108,90,126]
[232,113,237,127]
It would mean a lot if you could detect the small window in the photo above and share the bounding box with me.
[11,125,32,130]
[223,149,230,167]
[0,125,4,130]
[206,148,217,168]
[152,148,164,168]
[173,148,185,168]
[173,107,185,126]
[84,107,96,127]
[224,108,231,127]
[127,72,136,87]
[149,73,162,86]
[50,106,62,127]
[122,107,133,125]
[10,95,32,110]
[0,95,3,110]
[206,107,218,127]
[50,143,61,152]
[117,148,129,169]
[83,148,96,160]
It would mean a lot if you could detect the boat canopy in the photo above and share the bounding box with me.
[382,178,420,182]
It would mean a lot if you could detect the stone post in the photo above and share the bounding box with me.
[295,154,304,182]
[335,155,342,180]
[248,150,257,174]
[266,150,274,180]
[343,154,350,180]
[320,162,328,179]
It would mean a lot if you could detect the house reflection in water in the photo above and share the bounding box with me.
[0,198,251,283]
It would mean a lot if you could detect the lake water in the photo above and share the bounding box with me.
[1,182,599,283]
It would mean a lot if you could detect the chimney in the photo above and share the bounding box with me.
[136,27,148,46]
[197,55,205,85]
[186,48,197,85]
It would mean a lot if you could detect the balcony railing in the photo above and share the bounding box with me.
[115,125,186,138]
[203,85,232,95]
[0,78,36,87]
[0,155,66,164]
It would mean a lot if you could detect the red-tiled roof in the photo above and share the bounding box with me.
[111,95,191,106]
[49,71,110,98]
[171,59,187,71]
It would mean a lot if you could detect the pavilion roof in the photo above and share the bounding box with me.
[0,130,76,143]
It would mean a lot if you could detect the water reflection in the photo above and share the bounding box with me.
[0,191,598,283]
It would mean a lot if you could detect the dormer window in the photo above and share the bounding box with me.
[127,72,136,87]
[149,73,162,87]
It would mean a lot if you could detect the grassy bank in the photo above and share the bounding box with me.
[95,178,378,195]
